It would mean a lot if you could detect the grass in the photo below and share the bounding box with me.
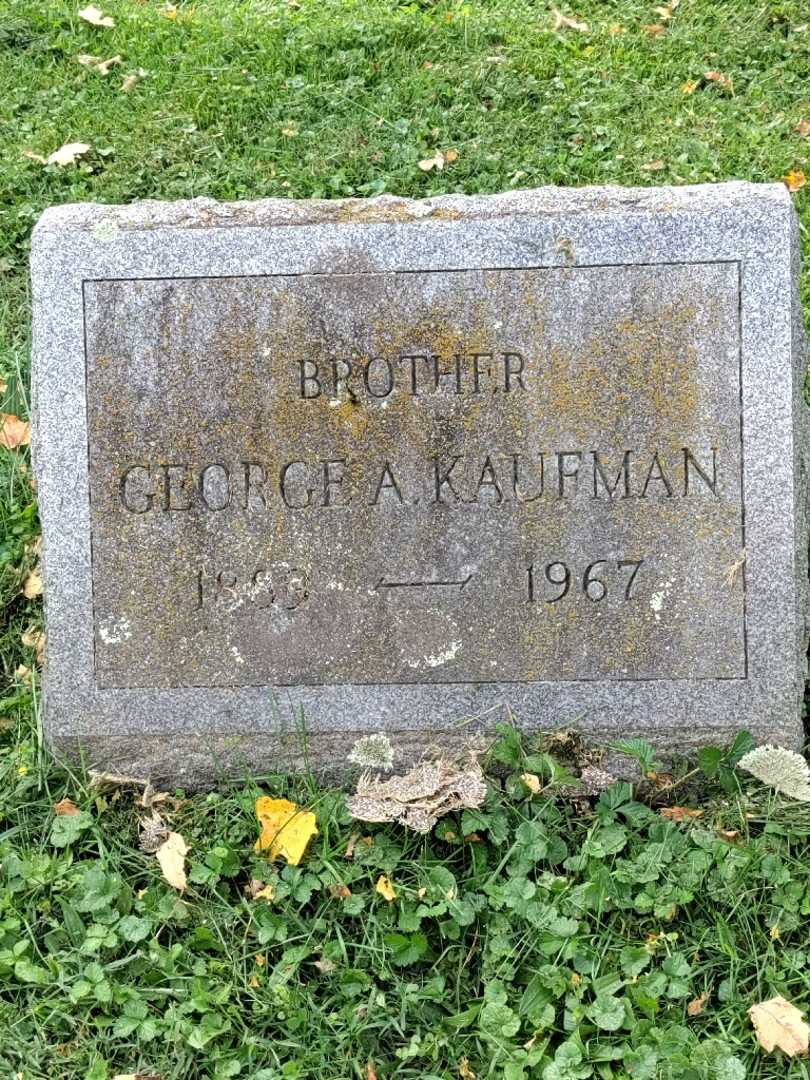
[1,0,810,1075]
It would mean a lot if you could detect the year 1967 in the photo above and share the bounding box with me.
[526,559,644,603]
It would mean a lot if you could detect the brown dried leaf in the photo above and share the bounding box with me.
[551,6,589,32]
[155,831,189,892]
[314,956,336,974]
[54,798,81,816]
[458,1058,476,1080]
[641,159,665,171]
[21,626,45,665]
[660,806,704,822]
[0,413,30,449]
[796,120,810,138]
[23,566,43,600]
[749,995,810,1055]
[329,883,352,898]
[121,74,139,93]
[704,70,734,94]
[688,991,709,1016]
[641,24,666,36]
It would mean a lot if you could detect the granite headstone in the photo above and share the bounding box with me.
[31,182,809,785]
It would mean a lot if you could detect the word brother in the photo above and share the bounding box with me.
[119,446,721,514]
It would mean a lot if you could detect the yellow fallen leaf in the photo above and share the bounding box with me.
[681,79,699,95]
[46,142,91,167]
[253,884,275,901]
[749,996,810,1056]
[0,413,30,449]
[254,797,318,866]
[458,1058,476,1080]
[376,875,396,901]
[551,6,589,32]
[23,567,43,600]
[16,664,32,685]
[659,806,704,822]
[163,3,178,17]
[641,23,666,36]
[248,975,260,988]
[156,831,189,891]
[770,924,781,940]
[784,169,807,193]
[521,772,542,794]
[78,5,115,26]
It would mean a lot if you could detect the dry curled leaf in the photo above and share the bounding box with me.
[418,148,458,172]
[641,23,666,36]
[551,6,589,32]
[77,53,122,74]
[121,74,139,92]
[46,142,91,167]
[0,413,30,449]
[54,798,81,816]
[255,797,318,865]
[521,772,542,794]
[23,567,43,600]
[660,806,704,822]
[79,5,115,26]
[749,996,810,1056]
[796,120,810,138]
[328,883,352,898]
[314,956,336,974]
[375,875,396,901]
[784,170,807,193]
[458,1058,476,1080]
[21,627,45,666]
[688,991,709,1016]
[641,159,665,171]
[704,70,734,94]
[155,831,189,892]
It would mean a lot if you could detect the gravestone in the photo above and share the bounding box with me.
[31,182,809,785]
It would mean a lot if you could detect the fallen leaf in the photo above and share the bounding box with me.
[21,627,45,666]
[688,991,709,1016]
[155,831,189,892]
[366,1064,378,1080]
[255,954,266,966]
[78,5,115,27]
[459,1059,476,1080]
[784,169,807,193]
[521,772,542,794]
[345,831,359,859]
[419,151,445,172]
[15,664,32,685]
[255,797,318,865]
[749,996,810,1055]
[660,806,704,822]
[253,884,275,901]
[681,79,699,95]
[54,798,81,816]
[608,23,625,34]
[77,53,122,74]
[329,883,352,898]
[248,975,260,988]
[704,70,734,94]
[46,143,91,167]
[163,3,178,17]
[717,829,743,844]
[641,24,666,36]
[23,567,43,600]
[376,875,396,901]
[770,924,781,940]
[551,6,589,32]
[796,120,810,138]
[314,956,336,974]
[121,74,139,92]
[0,413,30,449]
[641,159,666,171]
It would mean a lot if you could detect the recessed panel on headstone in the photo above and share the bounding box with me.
[85,264,744,688]
[31,184,809,785]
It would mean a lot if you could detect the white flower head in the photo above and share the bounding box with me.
[738,745,810,802]
[347,732,394,772]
